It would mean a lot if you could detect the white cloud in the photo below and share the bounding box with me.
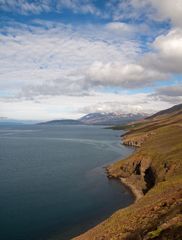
[155,85,182,97]
[1,1,182,120]
[107,0,182,27]
[0,19,181,107]
[1,0,182,27]
[85,62,166,88]
[154,29,182,55]
[0,92,173,120]
[150,85,182,104]
[0,0,100,15]
[142,28,182,74]
[106,22,134,34]
[149,0,182,27]
[0,0,51,14]
[56,0,100,16]
[1,19,176,99]
[0,20,142,96]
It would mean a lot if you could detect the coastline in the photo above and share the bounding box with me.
[119,177,143,202]
[106,133,143,202]
[73,105,182,240]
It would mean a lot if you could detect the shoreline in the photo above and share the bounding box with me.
[120,177,143,202]
[74,105,182,240]
[106,134,144,203]
[106,167,144,203]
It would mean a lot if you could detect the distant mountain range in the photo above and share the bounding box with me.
[1,104,181,126]
[38,112,148,126]
[79,112,148,125]
[39,119,82,125]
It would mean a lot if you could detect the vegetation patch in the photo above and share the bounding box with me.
[147,228,163,239]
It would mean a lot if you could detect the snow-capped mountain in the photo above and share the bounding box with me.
[79,112,148,125]
[39,112,149,126]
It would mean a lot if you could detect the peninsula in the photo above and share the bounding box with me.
[74,103,182,240]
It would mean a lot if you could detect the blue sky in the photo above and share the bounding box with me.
[0,0,182,120]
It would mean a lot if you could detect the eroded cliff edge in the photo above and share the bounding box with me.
[73,104,182,240]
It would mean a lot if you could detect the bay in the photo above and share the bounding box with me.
[0,125,134,240]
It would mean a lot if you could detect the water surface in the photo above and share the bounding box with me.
[0,125,133,240]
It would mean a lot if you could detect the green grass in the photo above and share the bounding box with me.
[147,228,163,239]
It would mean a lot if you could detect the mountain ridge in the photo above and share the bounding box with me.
[79,112,148,125]
[146,103,182,120]
[38,112,148,125]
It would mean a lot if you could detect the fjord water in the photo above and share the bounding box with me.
[0,125,133,240]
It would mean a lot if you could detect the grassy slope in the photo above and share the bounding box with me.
[74,108,182,240]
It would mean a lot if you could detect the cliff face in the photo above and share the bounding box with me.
[74,105,182,240]
[74,178,182,240]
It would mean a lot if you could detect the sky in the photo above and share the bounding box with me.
[0,0,182,120]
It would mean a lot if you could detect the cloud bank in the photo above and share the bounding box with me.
[0,0,181,119]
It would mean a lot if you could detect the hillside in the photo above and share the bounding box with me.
[147,103,182,120]
[74,104,182,240]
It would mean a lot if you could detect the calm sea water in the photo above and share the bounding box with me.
[0,125,133,240]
